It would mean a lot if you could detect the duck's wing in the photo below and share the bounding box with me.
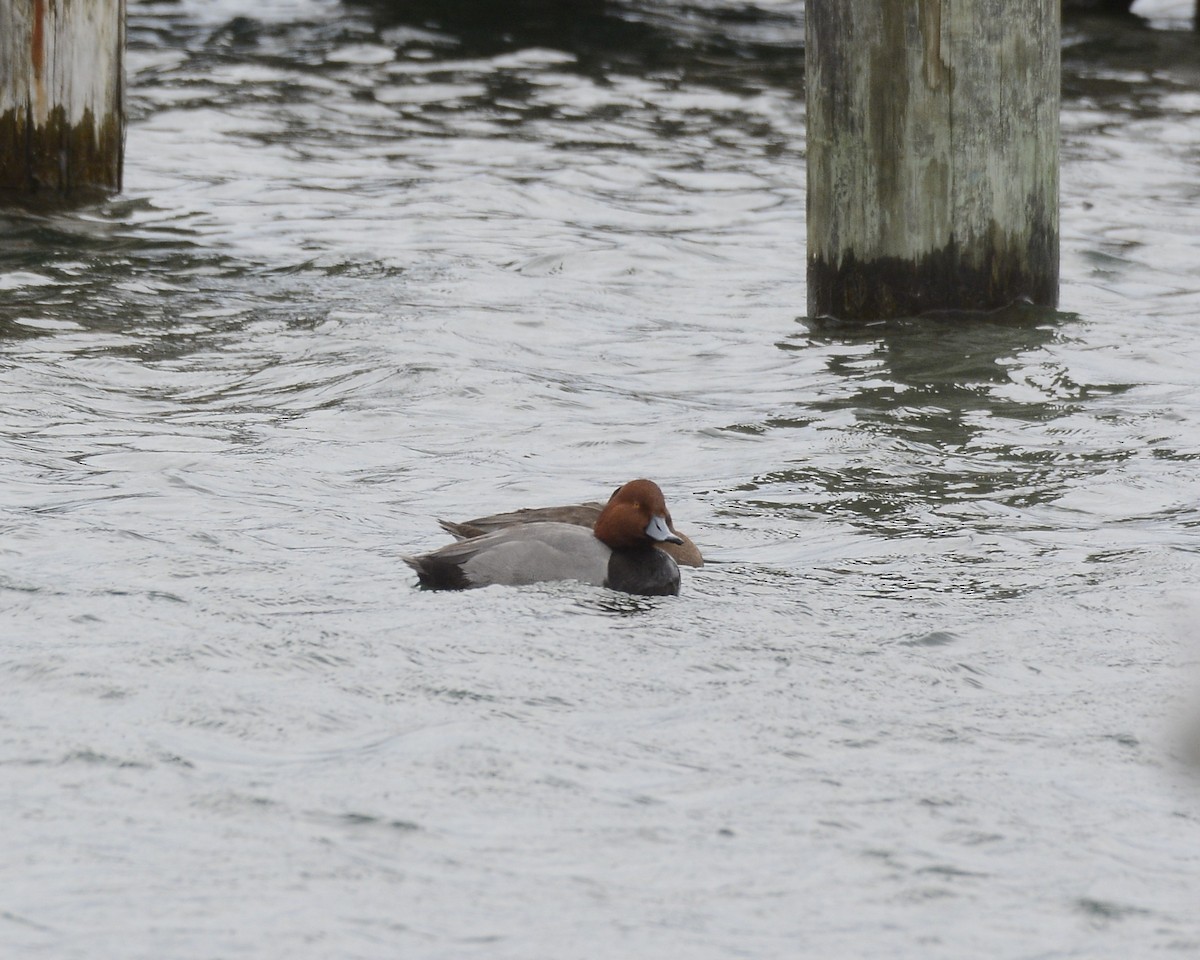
[438,502,606,539]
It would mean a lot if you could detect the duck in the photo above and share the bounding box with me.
[438,492,704,568]
[405,479,686,596]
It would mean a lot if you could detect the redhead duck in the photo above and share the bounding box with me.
[439,494,704,568]
[406,479,685,596]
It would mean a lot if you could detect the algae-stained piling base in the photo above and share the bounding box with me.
[1061,0,1135,13]
[806,0,1060,321]
[0,0,126,200]
[809,227,1060,321]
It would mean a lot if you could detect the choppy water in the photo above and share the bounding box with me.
[4,1,1200,956]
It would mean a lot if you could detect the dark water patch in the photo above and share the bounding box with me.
[324,811,421,832]
[1065,14,1200,112]
[350,0,804,92]
[1076,897,1153,920]
[60,750,152,770]
[915,864,989,879]
[898,631,959,647]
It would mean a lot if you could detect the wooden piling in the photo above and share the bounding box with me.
[0,0,125,201]
[806,0,1059,321]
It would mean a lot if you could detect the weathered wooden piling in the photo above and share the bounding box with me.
[0,0,125,200]
[806,1,1059,321]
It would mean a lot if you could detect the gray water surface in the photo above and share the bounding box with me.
[4,1,1200,957]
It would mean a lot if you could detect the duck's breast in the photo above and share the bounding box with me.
[606,548,681,597]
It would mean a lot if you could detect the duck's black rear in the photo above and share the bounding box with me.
[404,554,472,591]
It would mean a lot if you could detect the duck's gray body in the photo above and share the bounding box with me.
[406,521,680,596]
